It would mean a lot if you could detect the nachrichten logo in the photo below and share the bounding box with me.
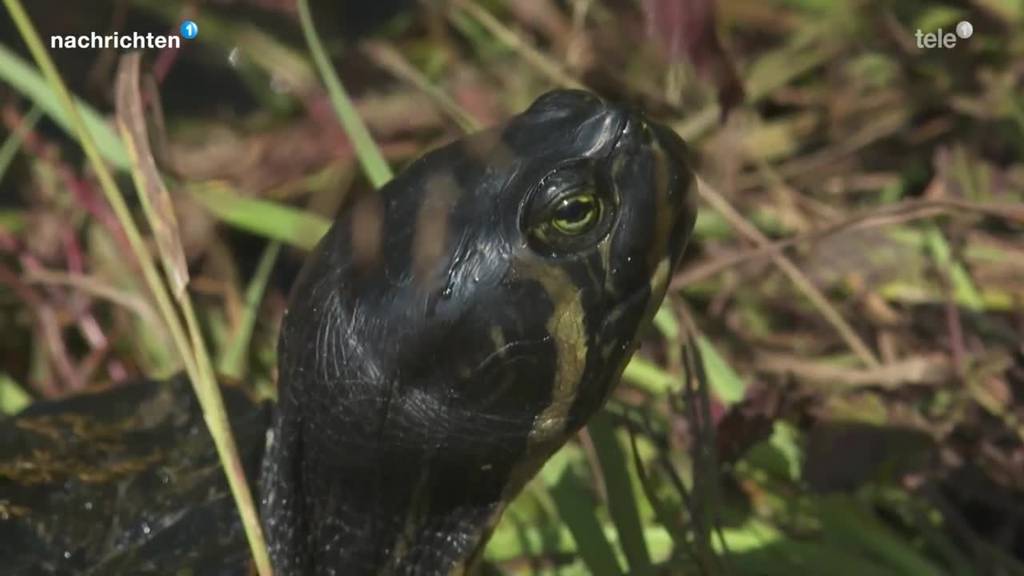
[50,21,199,50]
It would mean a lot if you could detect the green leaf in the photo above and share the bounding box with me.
[817,496,946,576]
[186,183,331,249]
[589,413,653,576]
[552,466,624,576]
[622,357,678,394]
[697,337,746,405]
[0,210,26,234]
[0,373,31,415]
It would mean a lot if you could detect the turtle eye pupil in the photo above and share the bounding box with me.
[551,194,600,235]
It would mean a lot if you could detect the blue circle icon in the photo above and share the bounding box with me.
[180,20,198,40]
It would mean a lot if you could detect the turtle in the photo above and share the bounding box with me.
[0,89,698,575]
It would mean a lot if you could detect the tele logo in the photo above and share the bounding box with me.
[915,20,973,49]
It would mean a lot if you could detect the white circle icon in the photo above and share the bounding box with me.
[955,20,973,39]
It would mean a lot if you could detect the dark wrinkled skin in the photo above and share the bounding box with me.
[0,377,268,575]
[0,91,697,575]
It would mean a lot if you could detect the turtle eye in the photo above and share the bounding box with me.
[523,161,615,256]
[550,193,601,235]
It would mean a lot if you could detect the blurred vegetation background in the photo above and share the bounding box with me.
[1,0,1023,574]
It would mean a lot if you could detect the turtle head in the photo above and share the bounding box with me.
[264,90,697,573]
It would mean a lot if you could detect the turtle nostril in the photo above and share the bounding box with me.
[637,119,656,144]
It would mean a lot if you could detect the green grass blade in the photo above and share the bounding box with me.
[817,496,947,576]
[0,104,41,183]
[551,466,624,576]
[0,43,128,168]
[218,241,281,380]
[627,427,695,555]
[588,413,654,576]
[622,357,678,394]
[296,0,393,189]
[924,225,984,311]
[0,40,333,253]
[187,182,331,249]
[1,4,272,573]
